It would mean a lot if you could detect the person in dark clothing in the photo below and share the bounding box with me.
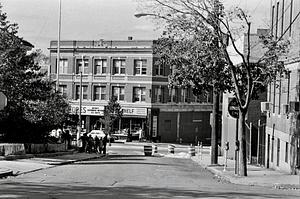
[64,130,72,149]
[79,133,88,152]
[94,136,100,153]
[87,135,94,153]
[102,134,108,155]
[99,137,103,154]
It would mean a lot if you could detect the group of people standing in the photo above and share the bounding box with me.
[79,133,108,154]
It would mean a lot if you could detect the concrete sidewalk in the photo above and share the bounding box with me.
[191,153,300,190]
[0,152,103,177]
[125,141,300,189]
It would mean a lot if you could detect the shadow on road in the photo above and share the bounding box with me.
[0,182,297,199]
[75,161,168,166]
[74,154,168,166]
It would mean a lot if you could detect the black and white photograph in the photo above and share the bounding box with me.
[0,0,300,198]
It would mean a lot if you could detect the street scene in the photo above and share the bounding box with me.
[1,0,300,198]
[1,143,300,198]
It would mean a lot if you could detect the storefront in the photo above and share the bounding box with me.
[70,104,148,136]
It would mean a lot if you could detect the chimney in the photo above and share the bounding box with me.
[128,36,133,41]
[257,29,269,37]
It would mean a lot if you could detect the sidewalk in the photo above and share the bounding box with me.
[191,153,300,190]
[0,152,103,177]
[125,141,300,189]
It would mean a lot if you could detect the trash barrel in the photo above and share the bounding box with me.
[144,145,152,156]
[152,144,158,155]
[188,144,196,156]
[168,144,175,154]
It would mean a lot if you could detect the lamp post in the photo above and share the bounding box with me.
[77,56,84,147]
[56,0,62,90]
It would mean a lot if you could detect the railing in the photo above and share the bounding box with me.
[245,119,266,166]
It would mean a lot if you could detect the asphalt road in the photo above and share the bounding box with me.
[0,144,299,199]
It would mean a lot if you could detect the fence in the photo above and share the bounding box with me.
[24,143,67,154]
[245,120,266,166]
[0,143,25,156]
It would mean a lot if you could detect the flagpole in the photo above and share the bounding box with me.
[56,0,62,90]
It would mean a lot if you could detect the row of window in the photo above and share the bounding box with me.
[269,135,289,167]
[268,71,290,115]
[59,85,146,102]
[57,58,165,76]
[58,85,212,104]
[152,87,213,103]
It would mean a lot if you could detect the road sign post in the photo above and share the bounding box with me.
[228,98,240,175]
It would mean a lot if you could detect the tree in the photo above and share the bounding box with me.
[0,4,71,143]
[99,97,123,135]
[138,0,289,176]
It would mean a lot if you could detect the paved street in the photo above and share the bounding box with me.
[0,143,299,198]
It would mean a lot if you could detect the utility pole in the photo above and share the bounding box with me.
[211,0,221,165]
[77,56,83,147]
[56,0,62,90]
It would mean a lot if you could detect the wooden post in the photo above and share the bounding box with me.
[249,122,252,164]
[257,119,261,165]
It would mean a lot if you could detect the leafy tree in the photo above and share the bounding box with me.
[99,97,123,135]
[138,0,289,176]
[0,4,71,143]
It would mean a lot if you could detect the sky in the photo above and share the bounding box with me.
[1,0,270,54]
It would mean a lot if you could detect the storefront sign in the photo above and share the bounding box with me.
[70,105,104,116]
[122,107,147,116]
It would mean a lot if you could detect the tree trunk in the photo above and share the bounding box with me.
[211,87,219,165]
[238,109,247,176]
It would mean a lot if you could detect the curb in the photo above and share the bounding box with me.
[0,169,13,178]
[47,154,105,165]
[0,152,104,178]
[0,150,75,161]
[203,165,300,190]
[273,183,300,190]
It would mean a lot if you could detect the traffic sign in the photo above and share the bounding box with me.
[228,98,239,119]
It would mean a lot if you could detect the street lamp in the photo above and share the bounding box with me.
[134,13,169,20]
[134,13,156,18]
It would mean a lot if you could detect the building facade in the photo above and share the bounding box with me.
[264,0,300,174]
[49,39,214,144]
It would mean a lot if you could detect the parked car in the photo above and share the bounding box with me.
[87,130,116,142]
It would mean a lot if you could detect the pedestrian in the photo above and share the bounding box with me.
[138,128,143,142]
[64,130,72,149]
[94,135,100,153]
[99,137,103,154]
[102,134,108,155]
[87,134,94,153]
[79,133,88,153]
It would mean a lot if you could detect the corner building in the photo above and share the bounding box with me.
[49,39,214,144]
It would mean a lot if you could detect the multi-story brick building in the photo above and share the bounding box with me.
[49,38,215,144]
[264,0,300,174]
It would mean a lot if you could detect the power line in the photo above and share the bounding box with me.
[249,1,293,51]
[251,0,263,16]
